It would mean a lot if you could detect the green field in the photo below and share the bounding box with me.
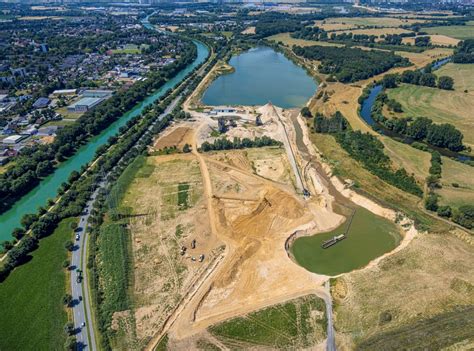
[436,63,474,92]
[437,156,474,208]
[387,84,474,148]
[98,223,130,328]
[111,44,149,55]
[267,32,343,47]
[292,207,401,276]
[423,25,474,40]
[356,306,474,351]
[209,295,326,349]
[381,136,431,182]
[0,218,75,350]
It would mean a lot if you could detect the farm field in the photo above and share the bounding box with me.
[437,156,474,208]
[267,32,343,47]
[316,16,423,31]
[402,34,460,46]
[436,63,474,92]
[332,232,474,349]
[396,47,453,68]
[338,27,412,37]
[291,206,401,276]
[423,24,474,40]
[380,136,431,182]
[208,295,326,349]
[0,218,75,351]
[386,84,474,148]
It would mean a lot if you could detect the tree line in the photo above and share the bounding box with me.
[200,136,281,152]
[314,112,422,197]
[293,45,410,83]
[383,69,454,90]
[453,39,474,64]
[370,91,464,152]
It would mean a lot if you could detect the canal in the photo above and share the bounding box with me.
[0,22,210,240]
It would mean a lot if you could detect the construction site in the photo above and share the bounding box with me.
[101,74,424,350]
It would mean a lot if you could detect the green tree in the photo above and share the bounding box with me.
[437,76,454,90]
[424,193,439,211]
[301,106,312,118]
[182,144,191,153]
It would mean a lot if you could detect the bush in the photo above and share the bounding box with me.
[64,336,76,351]
[62,294,72,307]
[64,241,74,252]
[437,205,452,218]
[424,193,439,211]
[452,205,474,229]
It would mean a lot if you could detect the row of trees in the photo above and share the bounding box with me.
[383,69,454,90]
[200,136,281,152]
[0,39,198,215]
[371,92,464,152]
[293,45,410,83]
[314,112,422,197]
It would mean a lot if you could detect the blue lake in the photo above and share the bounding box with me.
[202,47,317,108]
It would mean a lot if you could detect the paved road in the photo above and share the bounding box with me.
[69,92,183,350]
[70,187,101,350]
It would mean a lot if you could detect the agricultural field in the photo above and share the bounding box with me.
[396,47,453,68]
[332,232,474,349]
[208,295,327,349]
[380,136,431,182]
[267,32,343,47]
[386,84,474,149]
[338,27,413,37]
[315,17,423,31]
[0,218,75,351]
[436,63,474,92]
[423,24,474,40]
[437,156,474,208]
[402,34,460,47]
[292,206,401,276]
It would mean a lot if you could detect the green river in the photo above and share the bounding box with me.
[0,23,209,240]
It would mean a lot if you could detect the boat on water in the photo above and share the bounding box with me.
[321,234,346,249]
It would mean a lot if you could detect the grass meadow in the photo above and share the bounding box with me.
[0,218,75,350]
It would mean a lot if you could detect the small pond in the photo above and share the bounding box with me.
[291,207,401,276]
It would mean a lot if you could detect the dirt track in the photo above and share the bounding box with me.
[144,96,419,350]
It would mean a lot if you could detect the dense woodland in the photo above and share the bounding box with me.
[453,39,474,63]
[293,45,410,83]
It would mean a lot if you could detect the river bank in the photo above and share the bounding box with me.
[0,38,210,241]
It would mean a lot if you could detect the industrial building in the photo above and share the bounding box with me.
[67,97,104,113]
